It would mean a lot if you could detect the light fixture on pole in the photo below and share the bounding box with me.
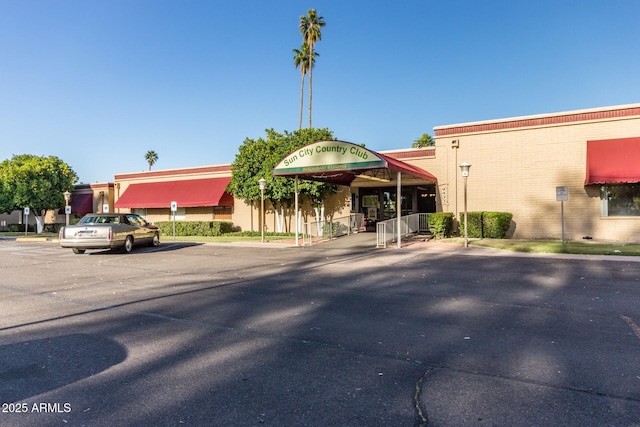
[63,190,71,226]
[459,162,471,248]
[258,177,266,243]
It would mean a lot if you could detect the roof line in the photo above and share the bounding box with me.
[434,104,640,136]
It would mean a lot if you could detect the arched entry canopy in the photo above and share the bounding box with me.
[273,140,437,248]
[272,140,437,185]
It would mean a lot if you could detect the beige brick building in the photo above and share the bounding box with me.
[426,103,640,241]
[112,165,234,224]
[86,103,640,242]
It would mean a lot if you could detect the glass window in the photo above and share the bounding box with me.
[170,207,186,220]
[601,184,640,216]
[401,187,414,215]
[133,208,147,217]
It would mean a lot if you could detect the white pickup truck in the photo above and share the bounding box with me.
[59,213,160,254]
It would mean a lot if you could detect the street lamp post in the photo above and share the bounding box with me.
[459,162,471,248]
[63,190,71,226]
[258,178,266,243]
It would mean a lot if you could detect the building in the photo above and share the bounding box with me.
[1,182,114,231]
[113,165,234,224]
[69,103,640,242]
[428,103,640,241]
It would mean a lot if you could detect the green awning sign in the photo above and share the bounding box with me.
[273,140,385,175]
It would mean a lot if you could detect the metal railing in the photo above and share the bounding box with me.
[376,213,429,248]
[301,212,429,248]
[302,213,364,245]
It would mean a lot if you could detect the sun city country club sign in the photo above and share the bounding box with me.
[273,140,386,176]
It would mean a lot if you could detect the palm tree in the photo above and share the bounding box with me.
[145,150,158,170]
[413,133,435,148]
[299,9,325,128]
[292,43,318,130]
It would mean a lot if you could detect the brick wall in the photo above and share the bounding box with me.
[424,105,640,241]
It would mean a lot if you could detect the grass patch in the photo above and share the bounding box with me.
[161,232,295,244]
[445,238,640,256]
[1,232,58,238]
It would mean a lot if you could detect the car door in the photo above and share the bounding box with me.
[126,214,154,244]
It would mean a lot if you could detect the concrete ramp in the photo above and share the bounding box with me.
[308,232,378,250]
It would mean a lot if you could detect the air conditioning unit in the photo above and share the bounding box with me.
[451,139,459,148]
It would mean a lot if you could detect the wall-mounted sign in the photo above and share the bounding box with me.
[556,186,568,202]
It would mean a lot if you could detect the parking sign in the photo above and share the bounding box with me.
[556,186,568,201]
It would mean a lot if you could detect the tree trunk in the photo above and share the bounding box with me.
[308,45,313,128]
[35,210,45,234]
[314,206,321,236]
[299,71,305,130]
[275,205,285,233]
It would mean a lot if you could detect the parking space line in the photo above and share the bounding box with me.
[622,315,640,341]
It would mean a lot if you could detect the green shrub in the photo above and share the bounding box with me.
[44,223,62,233]
[482,212,513,238]
[427,212,454,238]
[155,221,233,237]
[8,223,35,232]
[459,212,483,238]
[459,212,513,239]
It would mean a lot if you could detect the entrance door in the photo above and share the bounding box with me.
[417,185,436,213]
[360,190,380,223]
[382,190,397,220]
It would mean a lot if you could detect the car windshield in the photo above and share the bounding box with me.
[79,215,120,224]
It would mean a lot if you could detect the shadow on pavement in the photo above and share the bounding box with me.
[0,334,127,403]
[79,241,204,255]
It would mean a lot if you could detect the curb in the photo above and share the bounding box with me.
[15,237,56,242]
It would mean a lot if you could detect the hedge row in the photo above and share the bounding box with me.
[155,221,234,237]
[2,224,38,232]
[459,211,513,239]
[427,212,455,238]
[2,222,78,233]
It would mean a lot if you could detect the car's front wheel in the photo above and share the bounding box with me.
[122,236,134,253]
[149,232,160,247]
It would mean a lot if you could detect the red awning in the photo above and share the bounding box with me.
[378,153,438,182]
[114,177,233,208]
[585,137,640,184]
[71,193,94,215]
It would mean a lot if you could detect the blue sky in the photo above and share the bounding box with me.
[1,1,639,184]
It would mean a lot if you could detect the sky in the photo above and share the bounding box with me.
[1,1,639,184]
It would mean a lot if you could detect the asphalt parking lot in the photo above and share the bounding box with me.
[1,236,640,426]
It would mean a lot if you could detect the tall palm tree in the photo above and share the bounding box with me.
[292,43,318,130]
[299,9,325,128]
[145,150,158,170]
[413,133,435,148]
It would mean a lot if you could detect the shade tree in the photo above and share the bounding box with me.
[229,128,341,232]
[0,154,78,232]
